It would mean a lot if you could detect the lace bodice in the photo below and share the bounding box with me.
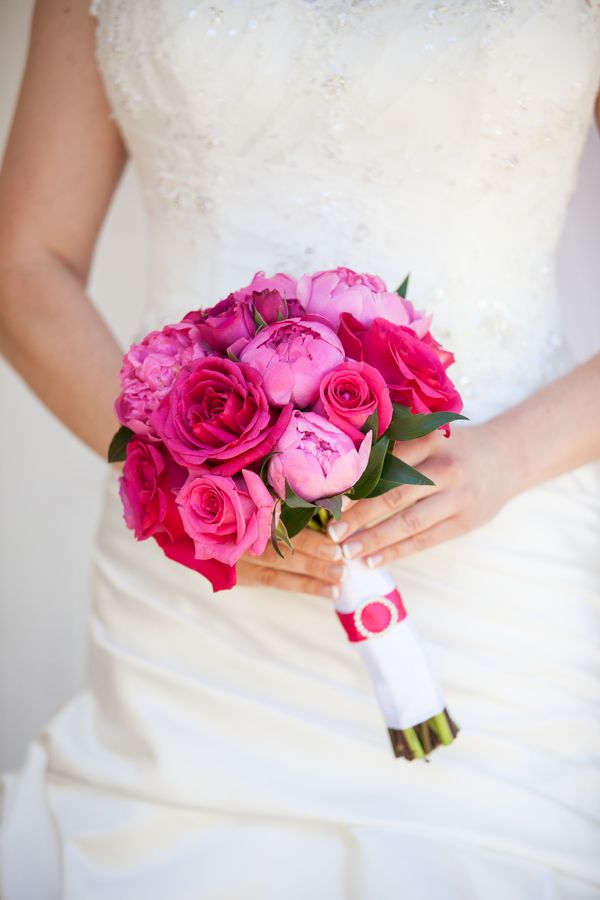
[90,0,600,421]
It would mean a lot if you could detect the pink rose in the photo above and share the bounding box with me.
[296,266,432,334]
[119,438,235,590]
[115,322,206,437]
[268,410,372,503]
[313,360,393,442]
[239,317,345,408]
[176,468,274,567]
[339,313,463,422]
[150,356,292,474]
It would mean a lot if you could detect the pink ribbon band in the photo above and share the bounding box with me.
[336,588,407,643]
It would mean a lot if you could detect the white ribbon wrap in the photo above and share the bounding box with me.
[336,559,446,730]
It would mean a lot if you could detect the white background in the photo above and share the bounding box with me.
[1,1,599,770]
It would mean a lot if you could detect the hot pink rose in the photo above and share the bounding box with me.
[232,270,298,305]
[268,410,372,503]
[150,356,292,474]
[339,314,463,424]
[115,322,206,437]
[186,275,303,354]
[313,360,393,442]
[119,438,234,589]
[187,293,256,352]
[176,468,274,567]
[296,266,432,334]
[119,438,186,541]
[239,317,345,408]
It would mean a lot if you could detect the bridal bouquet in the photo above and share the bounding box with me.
[109,267,467,760]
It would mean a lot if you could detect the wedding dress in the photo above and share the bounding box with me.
[2,1,600,897]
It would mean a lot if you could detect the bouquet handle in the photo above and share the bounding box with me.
[335,558,460,760]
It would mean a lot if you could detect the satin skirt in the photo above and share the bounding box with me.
[2,456,600,899]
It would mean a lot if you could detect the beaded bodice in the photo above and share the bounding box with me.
[90,0,600,421]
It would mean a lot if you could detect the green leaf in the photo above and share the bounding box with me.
[259,451,281,485]
[107,425,134,463]
[386,411,470,441]
[317,494,343,520]
[270,502,285,558]
[366,452,434,498]
[271,503,294,558]
[254,308,269,331]
[361,408,379,437]
[276,298,289,321]
[396,274,410,298]
[350,436,389,500]
[285,482,316,509]
[280,503,316,538]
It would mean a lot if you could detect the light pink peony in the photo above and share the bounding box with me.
[115,322,206,437]
[268,410,372,503]
[296,266,432,334]
[239,317,345,408]
[176,468,275,566]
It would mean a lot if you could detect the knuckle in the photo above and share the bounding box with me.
[401,507,421,534]
[383,488,403,511]
[441,453,462,481]
[412,530,432,551]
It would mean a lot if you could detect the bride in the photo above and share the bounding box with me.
[1,1,599,897]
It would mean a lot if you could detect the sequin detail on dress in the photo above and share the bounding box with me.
[89,0,600,416]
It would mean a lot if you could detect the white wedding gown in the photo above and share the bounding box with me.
[2,1,600,897]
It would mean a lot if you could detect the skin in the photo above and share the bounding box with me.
[0,0,599,602]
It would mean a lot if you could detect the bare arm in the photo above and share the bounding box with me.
[0,0,127,459]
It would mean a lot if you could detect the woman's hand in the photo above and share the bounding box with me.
[236,528,346,599]
[327,420,516,567]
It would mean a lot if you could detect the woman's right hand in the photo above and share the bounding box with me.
[236,529,346,600]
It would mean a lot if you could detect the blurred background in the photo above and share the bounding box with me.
[1,0,599,771]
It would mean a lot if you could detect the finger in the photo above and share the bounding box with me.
[291,526,344,561]
[244,546,347,585]
[330,454,449,542]
[340,492,455,562]
[236,559,340,600]
[362,516,462,567]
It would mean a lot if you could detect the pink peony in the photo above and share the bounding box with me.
[176,468,275,567]
[339,313,463,426]
[313,360,393,442]
[150,356,292,474]
[115,322,206,437]
[296,266,432,334]
[268,410,372,503]
[239,317,345,408]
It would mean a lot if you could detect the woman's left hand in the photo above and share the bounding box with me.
[328,419,517,567]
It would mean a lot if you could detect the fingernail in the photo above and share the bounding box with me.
[327,564,346,582]
[320,584,340,600]
[341,496,352,511]
[341,541,363,560]
[318,543,342,561]
[328,521,348,543]
[366,554,384,569]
